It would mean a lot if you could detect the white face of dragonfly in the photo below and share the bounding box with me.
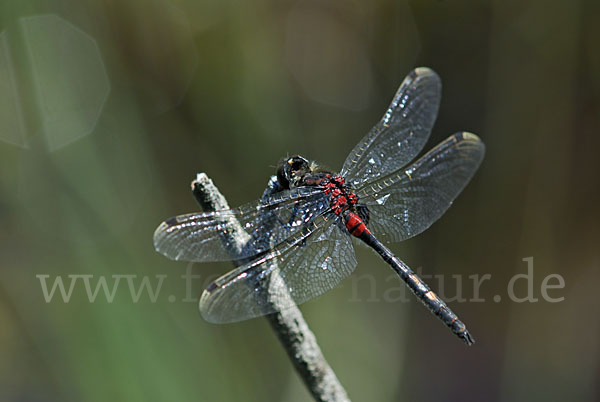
[277,155,320,189]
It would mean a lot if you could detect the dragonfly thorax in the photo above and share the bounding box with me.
[321,175,359,215]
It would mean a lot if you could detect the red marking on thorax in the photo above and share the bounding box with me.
[322,175,366,237]
[323,175,358,215]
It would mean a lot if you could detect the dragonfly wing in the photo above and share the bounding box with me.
[340,67,441,187]
[199,215,357,323]
[153,187,328,262]
[357,132,484,242]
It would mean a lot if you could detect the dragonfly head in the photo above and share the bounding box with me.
[277,155,311,189]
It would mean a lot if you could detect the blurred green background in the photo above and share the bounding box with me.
[1,0,598,401]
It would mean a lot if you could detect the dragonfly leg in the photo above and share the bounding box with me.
[260,175,285,199]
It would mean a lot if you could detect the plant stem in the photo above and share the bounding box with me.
[192,173,350,402]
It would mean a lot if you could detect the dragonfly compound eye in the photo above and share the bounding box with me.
[288,155,309,171]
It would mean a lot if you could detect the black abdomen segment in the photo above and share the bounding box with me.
[358,231,475,346]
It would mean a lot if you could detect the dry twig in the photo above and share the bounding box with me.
[192,173,350,402]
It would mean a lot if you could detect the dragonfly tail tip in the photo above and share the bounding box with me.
[461,330,475,346]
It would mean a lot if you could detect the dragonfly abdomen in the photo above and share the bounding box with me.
[344,212,371,237]
[357,230,475,346]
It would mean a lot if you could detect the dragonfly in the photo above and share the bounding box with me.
[154,67,484,345]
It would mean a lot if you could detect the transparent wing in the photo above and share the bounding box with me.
[357,132,484,242]
[199,215,357,323]
[340,67,441,187]
[153,187,329,262]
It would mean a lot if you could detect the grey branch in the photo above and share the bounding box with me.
[192,173,350,402]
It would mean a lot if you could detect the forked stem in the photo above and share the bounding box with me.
[192,173,350,402]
